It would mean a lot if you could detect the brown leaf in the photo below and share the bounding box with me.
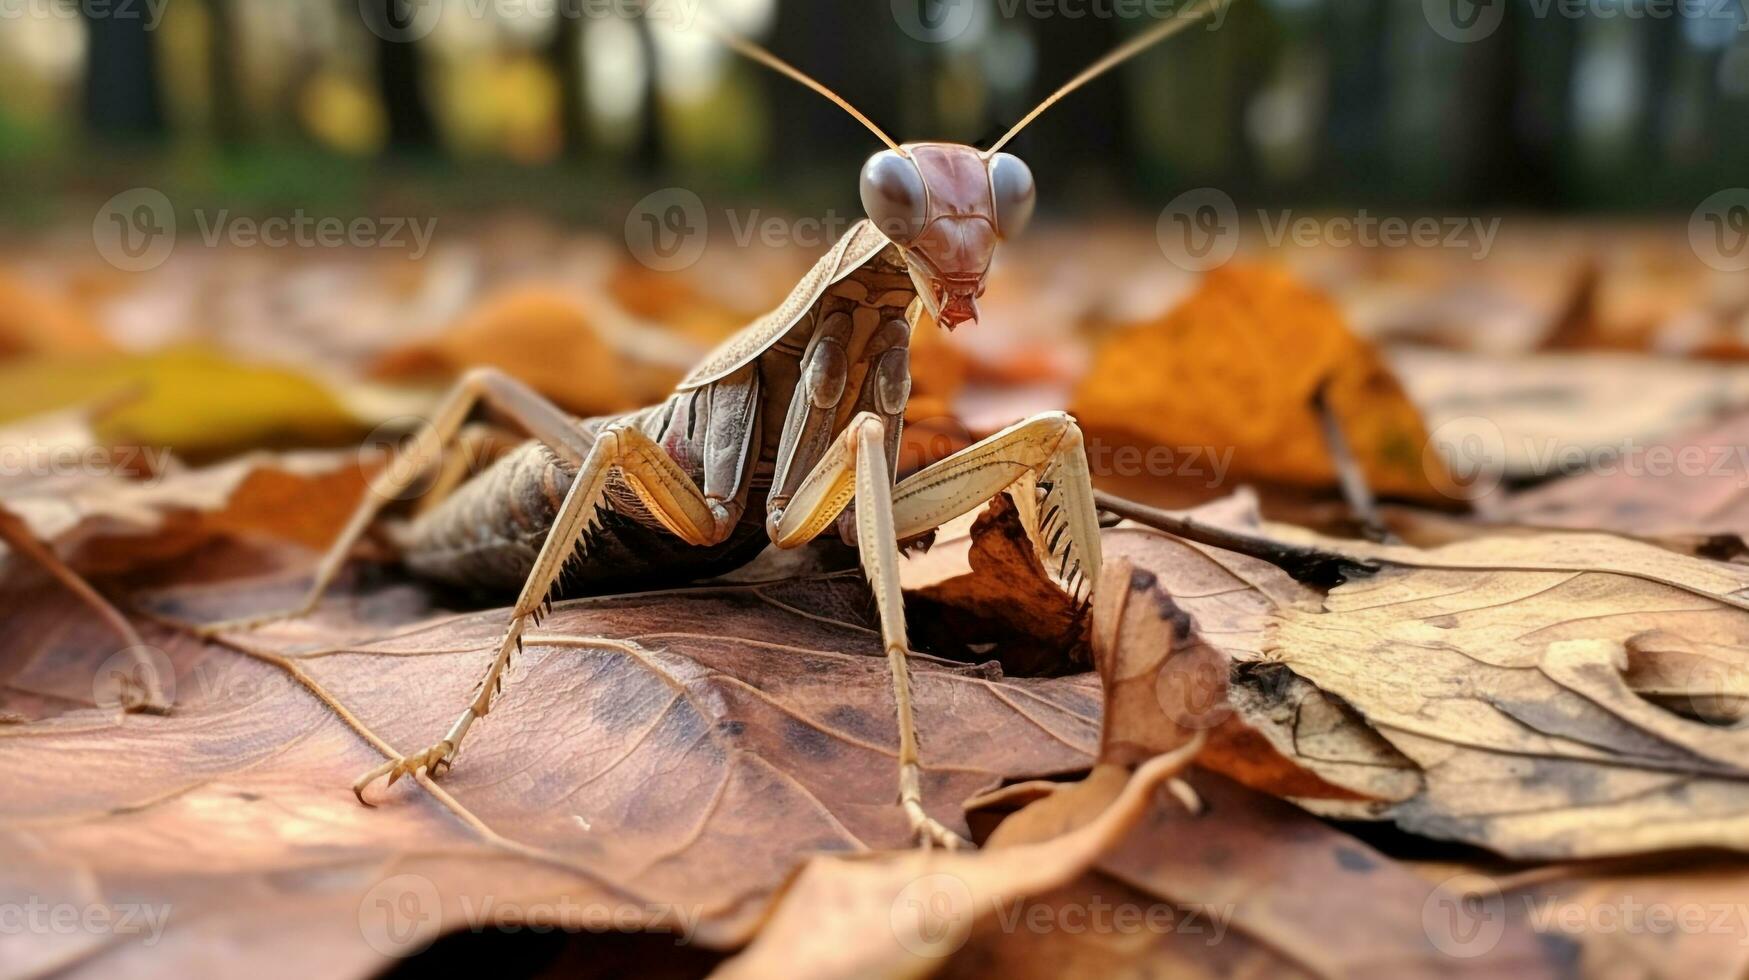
[368,286,686,416]
[902,494,1087,677]
[1097,527,1421,808]
[1072,264,1447,501]
[2,446,369,578]
[1,541,1099,973]
[1500,408,1749,557]
[951,772,1575,980]
[1263,530,1749,858]
[715,746,1201,979]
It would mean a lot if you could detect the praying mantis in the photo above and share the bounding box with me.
[195,0,1231,849]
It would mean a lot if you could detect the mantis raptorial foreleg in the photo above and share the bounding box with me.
[353,419,731,804]
[892,411,1102,602]
[194,368,594,636]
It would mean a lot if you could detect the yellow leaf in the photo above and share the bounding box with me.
[0,347,365,459]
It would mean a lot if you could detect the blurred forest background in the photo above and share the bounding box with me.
[2,0,1747,229]
[0,0,1746,478]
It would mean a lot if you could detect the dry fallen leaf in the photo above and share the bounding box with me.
[1499,408,1749,556]
[0,347,368,461]
[368,286,691,416]
[1,514,1100,975]
[1259,531,1749,858]
[0,269,113,358]
[960,769,1575,980]
[1097,527,1422,810]
[1072,264,1447,501]
[902,494,1088,677]
[1,446,370,579]
[716,745,1203,979]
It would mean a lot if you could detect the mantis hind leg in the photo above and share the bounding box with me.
[352,419,730,804]
[192,367,594,636]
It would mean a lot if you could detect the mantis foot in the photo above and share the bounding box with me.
[352,740,457,806]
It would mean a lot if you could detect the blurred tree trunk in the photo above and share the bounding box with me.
[550,5,590,157]
[633,14,665,172]
[1317,0,1387,202]
[372,0,439,152]
[1467,1,1565,208]
[79,0,165,140]
[764,4,906,177]
[1015,15,1126,192]
[202,0,247,145]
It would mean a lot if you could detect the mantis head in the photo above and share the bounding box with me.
[715,0,1228,330]
[861,143,1034,329]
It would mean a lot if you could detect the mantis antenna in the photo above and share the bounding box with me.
[706,25,907,155]
[985,0,1233,155]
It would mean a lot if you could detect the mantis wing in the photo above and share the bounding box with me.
[677,219,893,391]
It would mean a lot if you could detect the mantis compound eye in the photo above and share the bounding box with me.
[860,150,927,243]
[989,152,1035,239]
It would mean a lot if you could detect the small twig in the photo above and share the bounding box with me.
[1311,381,1391,543]
[1092,491,1378,589]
